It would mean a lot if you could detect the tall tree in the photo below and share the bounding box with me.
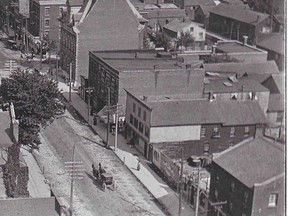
[0,69,61,149]
[176,31,195,51]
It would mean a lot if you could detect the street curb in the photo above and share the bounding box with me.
[61,93,172,216]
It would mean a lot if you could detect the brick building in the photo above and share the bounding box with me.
[125,91,266,160]
[59,0,144,83]
[88,49,204,115]
[28,0,66,51]
[209,137,284,216]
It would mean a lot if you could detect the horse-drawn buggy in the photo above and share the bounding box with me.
[92,163,115,191]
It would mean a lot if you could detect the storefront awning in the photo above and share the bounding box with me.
[97,105,125,124]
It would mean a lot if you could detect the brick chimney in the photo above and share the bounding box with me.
[10,103,19,143]
[243,36,248,46]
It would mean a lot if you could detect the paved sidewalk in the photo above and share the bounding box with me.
[61,87,195,216]
[20,147,51,198]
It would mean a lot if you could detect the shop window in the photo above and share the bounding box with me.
[199,32,203,39]
[268,193,278,207]
[230,127,236,137]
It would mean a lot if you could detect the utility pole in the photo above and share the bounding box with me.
[114,103,119,151]
[65,144,83,216]
[25,17,28,54]
[69,62,72,102]
[56,53,59,81]
[178,148,184,216]
[195,159,201,216]
[86,87,94,124]
[106,87,110,148]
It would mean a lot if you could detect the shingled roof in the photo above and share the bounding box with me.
[210,3,269,25]
[213,137,284,187]
[148,99,266,126]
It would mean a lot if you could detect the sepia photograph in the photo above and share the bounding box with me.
[0,0,285,215]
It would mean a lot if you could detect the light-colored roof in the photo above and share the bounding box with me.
[203,61,279,77]
[0,111,13,148]
[68,0,83,6]
[213,137,284,187]
[256,33,285,55]
[147,99,266,126]
[0,197,59,216]
[183,0,216,6]
[204,77,269,93]
[210,3,269,25]
[163,19,203,33]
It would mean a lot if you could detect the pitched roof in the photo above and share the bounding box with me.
[148,99,266,126]
[0,111,13,149]
[268,94,284,112]
[261,74,285,94]
[204,77,269,93]
[218,100,267,125]
[210,3,269,25]
[213,137,284,187]
[163,19,203,32]
[197,5,216,16]
[256,33,285,55]
[203,61,279,76]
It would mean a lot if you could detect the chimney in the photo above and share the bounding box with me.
[10,103,19,143]
[142,95,147,101]
[135,52,139,58]
[243,36,248,45]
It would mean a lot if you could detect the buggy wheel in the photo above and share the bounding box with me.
[102,182,106,191]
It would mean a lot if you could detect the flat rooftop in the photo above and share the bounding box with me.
[216,41,265,53]
[91,50,195,71]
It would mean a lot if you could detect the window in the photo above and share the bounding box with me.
[45,19,50,27]
[230,127,236,137]
[138,107,141,118]
[143,111,146,121]
[190,27,194,32]
[268,193,278,207]
[203,142,210,155]
[45,7,50,16]
[244,126,250,136]
[212,127,220,138]
[199,32,203,39]
[154,151,159,161]
[230,181,235,192]
[144,126,149,137]
[277,112,283,122]
[130,114,133,124]
[44,30,49,38]
[139,122,144,133]
[133,118,138,129]
[200,126,206,138]
[133,103,136,113]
